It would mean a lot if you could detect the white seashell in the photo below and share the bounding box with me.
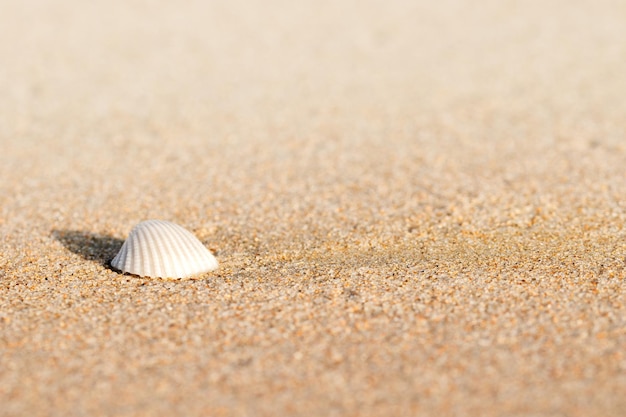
[110,220,218,278]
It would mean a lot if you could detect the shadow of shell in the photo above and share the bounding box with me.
[52,229,124,267]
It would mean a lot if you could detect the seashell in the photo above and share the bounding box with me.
[110,220,218,279]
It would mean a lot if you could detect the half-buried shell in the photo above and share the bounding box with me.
[110,220,218,278]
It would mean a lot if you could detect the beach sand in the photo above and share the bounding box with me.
[1,1,626,416]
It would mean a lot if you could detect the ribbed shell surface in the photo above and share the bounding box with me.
[110,220,218,278]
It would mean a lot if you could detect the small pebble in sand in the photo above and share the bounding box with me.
[110,220,218,279]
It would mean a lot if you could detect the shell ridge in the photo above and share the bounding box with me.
[175,222,214,275]
[126,231,137,273]
[182,225,216,274]
[135,224,153,277]
[113,240,128,271]
[191,237,217,273]
[148,220,172,278]
[188,244,207,275]
[176,224,217,273]
[160,221,190,278]
[173,224,205,276]
[189,227,218,272]
[153,220,173,278]
[110,243,122,270]
[158,220,184,277]
[142,220,166,277]
[169,221,203,277]
[120,239,131,271]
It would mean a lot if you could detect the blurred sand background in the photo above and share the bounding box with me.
[1,0,626,416]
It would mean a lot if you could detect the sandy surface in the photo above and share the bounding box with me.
[2,1,626,416]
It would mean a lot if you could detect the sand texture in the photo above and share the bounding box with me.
[2,1,626,416]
